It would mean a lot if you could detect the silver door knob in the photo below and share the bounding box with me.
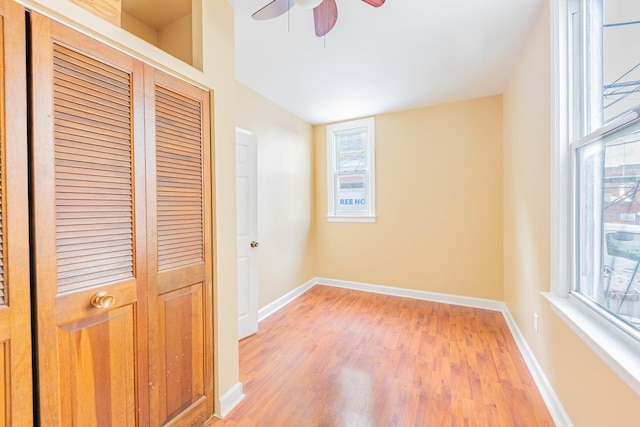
[250,241,259,248]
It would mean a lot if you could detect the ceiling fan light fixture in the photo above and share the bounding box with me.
[252,0,383,36]
[294,0,323,9]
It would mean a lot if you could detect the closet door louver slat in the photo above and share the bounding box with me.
[155,86,204,272]
[53,43,134,293]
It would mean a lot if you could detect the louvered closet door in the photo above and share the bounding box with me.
[0,1,33,425]
[144,65,213,426]
[31,14,149,426]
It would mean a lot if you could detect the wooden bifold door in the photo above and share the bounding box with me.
[30,11,213,427]
[0,0,33,425]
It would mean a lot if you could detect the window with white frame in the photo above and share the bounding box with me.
[571,0,640,337]
[326,118,376,222]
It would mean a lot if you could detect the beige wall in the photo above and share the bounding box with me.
[121,11,193,66]
[121,10,158,45]
[17,0,240,414]
[200,0,239,410]
[503,2,640,425]
[158,13,192,65]
[314,97,504,300]
[236,82,316,308]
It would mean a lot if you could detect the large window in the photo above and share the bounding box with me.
[571,0,640,336]
[326,118,376,222]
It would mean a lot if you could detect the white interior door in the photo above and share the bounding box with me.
[236,129,259,339]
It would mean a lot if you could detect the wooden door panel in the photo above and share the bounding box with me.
[31,13,148,426]
[157,264,204,295]
[0,1,33,425]
[55,278,138,325]
[0,341,7,422]
[145,65,213,426]
[58,306,136,427]
[158,283,206,423]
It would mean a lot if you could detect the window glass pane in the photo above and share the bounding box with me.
[335,173,368,215]
[576,138,604,303]
[336,130,367,173]
[602,0,640,123]
[577,120,640,330]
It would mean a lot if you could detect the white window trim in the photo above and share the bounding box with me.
[327,216,376,223]
[550,0,640,395]
[326,117,376,222]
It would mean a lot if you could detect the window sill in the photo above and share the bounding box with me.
[543,292,640,395]
[327,216,376,223]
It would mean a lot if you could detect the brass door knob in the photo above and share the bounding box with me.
[250,241,259,248]
[90,291,116,309]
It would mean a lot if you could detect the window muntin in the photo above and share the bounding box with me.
[572,0,640,336]
[327,118,375,221]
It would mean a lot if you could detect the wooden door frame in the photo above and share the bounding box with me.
[1,1,33,425]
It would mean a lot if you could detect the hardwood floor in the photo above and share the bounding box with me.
[207,285,554,426]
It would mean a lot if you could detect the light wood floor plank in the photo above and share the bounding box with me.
[207,285,554,426]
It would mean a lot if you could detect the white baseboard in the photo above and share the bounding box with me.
[501,308,573,427]
[218,381,244,418]
[257,277,571,426]
[315,277,505,312]
[258,277,315,322]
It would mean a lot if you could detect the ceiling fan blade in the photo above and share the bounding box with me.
[362,0,385,7]
[252,0,295,20]
[313,0,338,37]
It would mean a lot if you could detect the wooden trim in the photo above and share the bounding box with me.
[30,12,62,425]
[3,1,33,424]
[68,0,121,26]
[131,56,150,427]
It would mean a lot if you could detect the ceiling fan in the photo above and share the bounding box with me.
[252,0,385,37]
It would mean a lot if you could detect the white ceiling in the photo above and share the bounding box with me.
[229,0,544,125]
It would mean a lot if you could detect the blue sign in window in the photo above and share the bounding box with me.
[339,199,366,205]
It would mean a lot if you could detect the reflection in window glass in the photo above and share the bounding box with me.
[337,131,367,173]
[603,1,640,122]
[577,120,640,329]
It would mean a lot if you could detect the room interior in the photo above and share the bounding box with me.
[3,0,640,425]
